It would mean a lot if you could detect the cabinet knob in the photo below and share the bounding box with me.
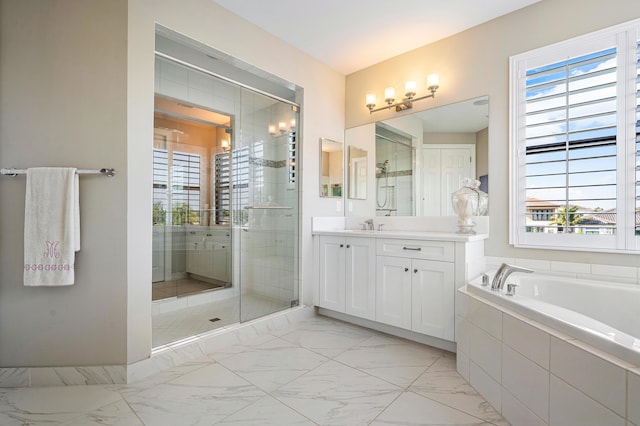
[404,267,409,272]
[414,269,418,273]
[346,244,350,248]
[340,244,344,248]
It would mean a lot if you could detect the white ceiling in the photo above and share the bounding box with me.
[211,0,541,74]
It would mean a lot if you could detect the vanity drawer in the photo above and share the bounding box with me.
[376,239,454,262]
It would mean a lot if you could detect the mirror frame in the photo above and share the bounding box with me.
[348,145,368,200]
[319,137,344,198]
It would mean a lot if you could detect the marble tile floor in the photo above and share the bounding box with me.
[0,315,509,425]
[153,293,291,347]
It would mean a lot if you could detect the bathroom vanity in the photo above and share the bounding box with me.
[185,225,231,282]
[313,217,487,350]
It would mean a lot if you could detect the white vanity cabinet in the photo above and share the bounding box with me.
[186,227,231,282]
[318,235,376,320]
[313,225,486,349]
[376,239,455,340]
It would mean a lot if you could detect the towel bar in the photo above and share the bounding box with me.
[0,168,116,177]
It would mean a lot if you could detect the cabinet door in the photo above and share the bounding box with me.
[186,230,200,274]
[198,232,215,278]
[211,242,229,282]
[376,256,412,329]
[411,259,455,340]
[345,237,376,320]
[318,236,346,312]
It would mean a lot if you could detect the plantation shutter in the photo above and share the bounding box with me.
[524,48,618,234]
[635,40,640,236]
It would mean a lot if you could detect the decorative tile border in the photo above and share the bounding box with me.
[249,157,287,168]
[375,169,413,179]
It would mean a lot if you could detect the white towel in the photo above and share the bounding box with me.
[23,168,80,286]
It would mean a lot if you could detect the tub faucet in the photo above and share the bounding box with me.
[364,219,374,230]
[491,263,534,291]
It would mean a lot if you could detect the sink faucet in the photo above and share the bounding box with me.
[364,219,374,230]
[491,263,534,291]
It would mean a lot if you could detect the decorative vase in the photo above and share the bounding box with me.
[451,178,488,234]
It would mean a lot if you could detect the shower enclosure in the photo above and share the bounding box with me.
[375,124,415,216]
[151,52,299,346]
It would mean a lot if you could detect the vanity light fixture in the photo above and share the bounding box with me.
[268,118,297,136]
[366,73,440,114]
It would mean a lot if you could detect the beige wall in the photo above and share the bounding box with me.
[345,0,640,266]
[0,0,345,367]
[0,0,129,366]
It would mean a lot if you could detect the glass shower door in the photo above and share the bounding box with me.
[233,92,299,322]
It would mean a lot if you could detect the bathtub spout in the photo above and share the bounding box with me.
[491,263,534,291]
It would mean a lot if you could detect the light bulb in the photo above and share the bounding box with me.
[365,93,376,108]
[384,87,395,104]
[405,81,417,98]
[427,73,440,89]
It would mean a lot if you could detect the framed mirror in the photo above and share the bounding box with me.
[344,95,489,216]
[348,146,368,199]
[319,138,344,198]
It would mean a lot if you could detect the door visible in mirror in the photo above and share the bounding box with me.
[320,138,344,198]
[348,146,368,200]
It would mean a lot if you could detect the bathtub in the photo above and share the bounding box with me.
[458,272,640,425]
[466,272,640,366]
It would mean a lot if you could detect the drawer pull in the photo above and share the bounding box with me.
[403,246,422,251]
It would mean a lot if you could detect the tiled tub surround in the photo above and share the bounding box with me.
[457,275,640,426]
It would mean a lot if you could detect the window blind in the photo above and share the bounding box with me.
[153,148,169,224]
[214,151,231,225]
[635,41,640,236]
[524,48,618,234]
[171,151,201,224]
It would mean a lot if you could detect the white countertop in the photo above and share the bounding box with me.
[312,229,488,242]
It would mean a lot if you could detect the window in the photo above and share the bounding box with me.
[510,19,640,252]
[213,151,231,225]
[153,148,201,225]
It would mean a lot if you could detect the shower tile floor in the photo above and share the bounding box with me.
[152,277,227,301]
[0,315,509,425]
[152,293,290,347]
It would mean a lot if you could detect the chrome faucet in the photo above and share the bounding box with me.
[491,263,534,291]
[364,219,374,230]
